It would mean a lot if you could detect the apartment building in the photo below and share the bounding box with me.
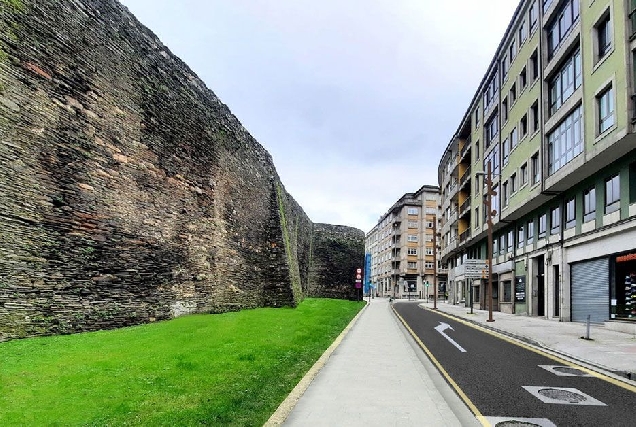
[365,185,445,299]
[438,0,636,330]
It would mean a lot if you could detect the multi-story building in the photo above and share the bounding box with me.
[438,0,636,330]
[365,185,446,299]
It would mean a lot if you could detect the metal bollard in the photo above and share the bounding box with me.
[585,314,591,340]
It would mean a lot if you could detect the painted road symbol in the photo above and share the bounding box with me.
[434,322,467,353]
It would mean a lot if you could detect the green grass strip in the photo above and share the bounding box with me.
[0,298,364,426]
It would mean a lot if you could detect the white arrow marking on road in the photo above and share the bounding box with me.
[434,322,467,353]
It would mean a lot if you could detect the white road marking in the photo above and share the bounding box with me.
[434,322,467,353]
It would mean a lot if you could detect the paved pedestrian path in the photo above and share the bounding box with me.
[419,299,636,378]
[267,297,636,426]
[272,297,479,427]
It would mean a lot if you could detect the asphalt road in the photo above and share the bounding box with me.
[393,301,636,427]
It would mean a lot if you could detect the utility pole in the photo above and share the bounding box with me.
[484,163,496,322]
[433,210,438,309]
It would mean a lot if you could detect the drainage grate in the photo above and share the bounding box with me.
[485,417,556,427]
[538,365,593,377]
[538,388,587,403]
[522,386,606,406]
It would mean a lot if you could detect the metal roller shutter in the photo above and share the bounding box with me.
[571,258,609,323]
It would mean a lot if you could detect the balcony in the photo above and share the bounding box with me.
[459,199,470,217]
[631,9,636,39]
[459,139,471,160]
[459,229,470,243]
[459,166,471,189]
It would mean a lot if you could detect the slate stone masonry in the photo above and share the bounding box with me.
[0,0,363,341]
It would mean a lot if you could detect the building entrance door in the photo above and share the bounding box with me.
[537,255,545,317]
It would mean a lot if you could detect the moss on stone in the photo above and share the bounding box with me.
[275,182,303,305]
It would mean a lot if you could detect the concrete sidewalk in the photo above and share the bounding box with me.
[419,299,636,379]
[276,297,480,427]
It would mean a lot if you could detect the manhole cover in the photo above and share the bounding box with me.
[538,388,587,403]
[495,421,542,427]
[552,366,587,376]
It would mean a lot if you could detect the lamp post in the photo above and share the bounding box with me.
[433,211,438,309]
[476,163,497,323]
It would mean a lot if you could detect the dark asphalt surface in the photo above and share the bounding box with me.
[394,302,636,426]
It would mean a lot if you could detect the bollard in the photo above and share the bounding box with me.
[585,314,591,340]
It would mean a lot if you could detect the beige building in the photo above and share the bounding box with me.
[365,185,446,299]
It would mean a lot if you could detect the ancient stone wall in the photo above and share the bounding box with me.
[308,224,365,300]
[0,0,365,341]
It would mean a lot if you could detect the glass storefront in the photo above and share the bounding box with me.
[612,252,636,320]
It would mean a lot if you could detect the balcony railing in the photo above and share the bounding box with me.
[459,166,471,188]
[631,9,636,39]
[460,140,471,160]
[459,200,470,218]
[459,229,470,243]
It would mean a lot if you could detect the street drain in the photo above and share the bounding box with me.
[485,417,556,427]
[495,421,542,427]
[538,388,587,403]
[538,365,593,377]
[522,386,606,406]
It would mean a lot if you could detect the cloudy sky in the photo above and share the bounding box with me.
[119,0,519,233]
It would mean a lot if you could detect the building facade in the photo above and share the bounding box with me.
[365,185,446,299]
[438,0,636,329]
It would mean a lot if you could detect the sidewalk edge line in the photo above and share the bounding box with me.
[421,306,636,394]
[392,305,489,427]
[263,301,369,426]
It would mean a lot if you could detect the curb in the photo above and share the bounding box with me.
[420,305,636,383]
[263,301,369,426]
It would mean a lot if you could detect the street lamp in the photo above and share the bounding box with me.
[475,163,497,323]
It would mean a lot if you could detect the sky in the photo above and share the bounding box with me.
[118,0,519,233]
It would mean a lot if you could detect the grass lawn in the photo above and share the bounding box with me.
[0,298,365,426]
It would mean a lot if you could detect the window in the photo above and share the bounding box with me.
[520,67,527,90]
[518,225,525,248]
[539,213,547,238]
[530,1,538,30]
[511,173,517,193]
[408,221,418,228]
[407,207,419,215]
[596,13,612,60]
[493,238,498,256]
[531,101,539,133]
[531,152,540,184]
[510,127,518,148]
[548,49,582,115]
[425,248,433,255]
[502,180,509,207]
[550,206,560,234]
[519,21,527,44]
[426,221,433,228]
[475,207,480,228]
[492,184,500,215]
[484,145,500,176]
[510,83,517,104]
[502,97,508,122]
[521,163,528,185]
[605,174,620,213]
[508,230,514,252]
[500,234,506,255]
[483,72,499,112]
[547,105,583,175]
[485,113,499,146]
[527,220,535,243]
[510,40,516,61]
[565,198,575,229]
[598,86,615,134]
[584,187,596,222]
[520,114,528,138]
[407,248,417,255]
[408,262,417,269]
[425,262,434,269]
[475,108,480,127]
[503,138,510,165]
[547,0,580,58]
[475,140,480,160]
[407,234,418,242]
[543,0,553,12]
[530,50,539,81]
[501,55,509,80]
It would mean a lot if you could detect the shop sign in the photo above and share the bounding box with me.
[515,276,526,302]
[616,253,636,263]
